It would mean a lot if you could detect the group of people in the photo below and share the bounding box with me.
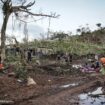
[56,52,72,64]
[81,55,105,75]
[80,60,100,73]
[6,45,44,63]
[1,47,105,75]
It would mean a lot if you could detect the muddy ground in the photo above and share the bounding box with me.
[0,60,105,105]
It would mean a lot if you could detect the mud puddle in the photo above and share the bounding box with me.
[79,87,105,105]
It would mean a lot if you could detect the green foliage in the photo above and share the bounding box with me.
[29,31,105,55]
[6,53,21,63]
[6,53,27,80]
[14,62,27,80]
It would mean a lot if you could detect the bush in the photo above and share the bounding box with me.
[14,62,28,81]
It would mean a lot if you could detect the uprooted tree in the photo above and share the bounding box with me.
[0,0,59,63]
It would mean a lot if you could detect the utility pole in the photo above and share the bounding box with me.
[47,17,51,39]
[24,22,28,45]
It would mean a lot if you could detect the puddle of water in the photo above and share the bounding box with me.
[60,83,78,88]
[79,87,105,105]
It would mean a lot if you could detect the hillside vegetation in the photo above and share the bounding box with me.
[29,28,105,55]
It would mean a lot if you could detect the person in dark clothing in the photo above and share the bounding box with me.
[69,53,72,63]
[16,47,19,52]
[27,50,32,62]
[56,54,61,61]
[63,53,68,63]
[95,61,100,72]
[91,63,95,69]
[90,61,95,69]
[95,61,100,68]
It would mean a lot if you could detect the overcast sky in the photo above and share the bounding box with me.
[0,0,105,41]
[36,0,105,31]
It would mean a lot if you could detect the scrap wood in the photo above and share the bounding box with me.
[88,93,105,97]
[0,100,14,104]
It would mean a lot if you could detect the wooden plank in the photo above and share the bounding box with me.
[0,100,14,104]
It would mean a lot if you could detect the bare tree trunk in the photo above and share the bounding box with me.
[0,0,58,64]
[1,13,10,63]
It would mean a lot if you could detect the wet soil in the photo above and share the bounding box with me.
[0,61,104,105]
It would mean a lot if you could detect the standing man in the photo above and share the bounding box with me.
[27,50,32,62]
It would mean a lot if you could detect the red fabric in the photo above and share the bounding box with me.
[100,57,105,64]
[0,64,3,70]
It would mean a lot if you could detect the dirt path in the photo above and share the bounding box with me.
[15,75,104,105]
